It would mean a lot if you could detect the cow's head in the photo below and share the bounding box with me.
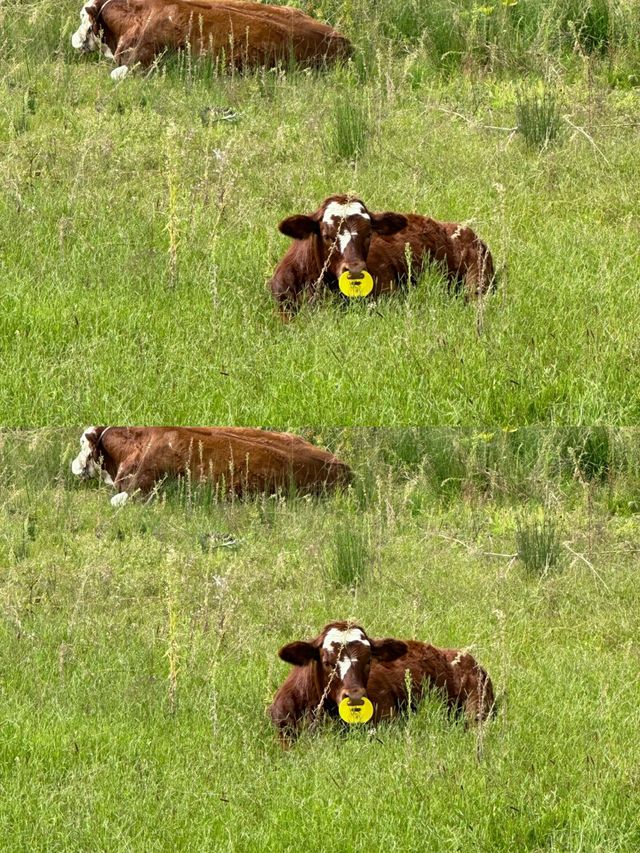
[71,5,102,52]
[71,426,110,481]
[278,621,407,706]
[278,196,407,280]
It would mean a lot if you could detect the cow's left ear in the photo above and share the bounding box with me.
[370,638,407,662]
[278,641,321,666]
[371,212,407,236]
[278,215,320,240]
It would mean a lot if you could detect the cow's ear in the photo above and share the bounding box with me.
[371,212,407,236]
[278,215,320,240]
[86,4,99,19]
[278,641,320,666]
[370,638,407,662]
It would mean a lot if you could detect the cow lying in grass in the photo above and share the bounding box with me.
[71,426,352,506]
[269,195,495,318]
[71,0,352,80]
[269,621,495,742]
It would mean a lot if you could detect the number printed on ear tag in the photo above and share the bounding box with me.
[338,696,374,724]
[338,270,374,298]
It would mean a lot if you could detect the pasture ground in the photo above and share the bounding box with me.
[1,428,639,850]
[1,1,640,424]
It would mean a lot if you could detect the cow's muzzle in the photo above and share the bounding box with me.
[338,686,367,704]
[337,261,367,278]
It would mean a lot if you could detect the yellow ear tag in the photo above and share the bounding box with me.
[338,270,374,298]
[338,697,374,724]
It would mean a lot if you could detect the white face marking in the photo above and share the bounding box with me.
[111,492,129,507]
[71,427,99,478]
[323,629,369,680]
[322,627,370,649]
[337,229,358,252]
[71,7,99,52]
[322,202,370,224]
[338,656,355,679]
[111,65,129,81]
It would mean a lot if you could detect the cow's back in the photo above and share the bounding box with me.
[155,427,351,493]
[367,213,494,296]
[367,640,494,721]
[168,0,351,64]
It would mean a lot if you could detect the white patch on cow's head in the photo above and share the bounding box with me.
[111,491,129,507]
[72,6,100,52]
[337,230,358,252]
[322,201,370,224]
[323,627,370,649]
[111,65,129,81]
[71,427,100,478]
[338,656,356,679]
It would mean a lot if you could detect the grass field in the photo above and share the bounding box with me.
[1,428,640,849]
[2,1,640,425]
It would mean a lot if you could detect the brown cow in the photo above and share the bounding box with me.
[269,621,495,741]
[269,195,495,318]
[71,426,352,506]
[71,0,352,80]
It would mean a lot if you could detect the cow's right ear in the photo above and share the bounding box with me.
[278,641,320,666]
[278,215,320,240]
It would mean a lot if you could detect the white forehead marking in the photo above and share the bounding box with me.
[322,202,370,224]
[322,628,369,649]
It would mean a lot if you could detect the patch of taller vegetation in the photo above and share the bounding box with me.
[328,520,370,587]
[326,90,370,162]
[515,510,563,574]
[515,87,562,149]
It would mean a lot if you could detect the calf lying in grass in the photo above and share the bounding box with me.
[71,0,352,81]
[269,621,495,741]
[269,195,495,318]
[71,426,352,506]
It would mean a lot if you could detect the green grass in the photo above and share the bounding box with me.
[515,510,563,573]
[1,428,640,850]
[1,1,640,424]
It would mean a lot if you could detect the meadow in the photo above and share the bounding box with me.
[1,427,640,849]
[1,0,640,425]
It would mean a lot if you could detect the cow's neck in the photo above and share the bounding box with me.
[94,0,123,53]
[96,428,119,481]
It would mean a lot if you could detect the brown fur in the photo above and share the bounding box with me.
[84,0,351,70]
[270,621,495,741]
[78,426,352,498]
[269,194,495,318]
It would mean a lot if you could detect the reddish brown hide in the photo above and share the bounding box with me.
[269,621,495,741]
[71,426,352,501]
[268,195,495,318]
[74,0,351,72]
